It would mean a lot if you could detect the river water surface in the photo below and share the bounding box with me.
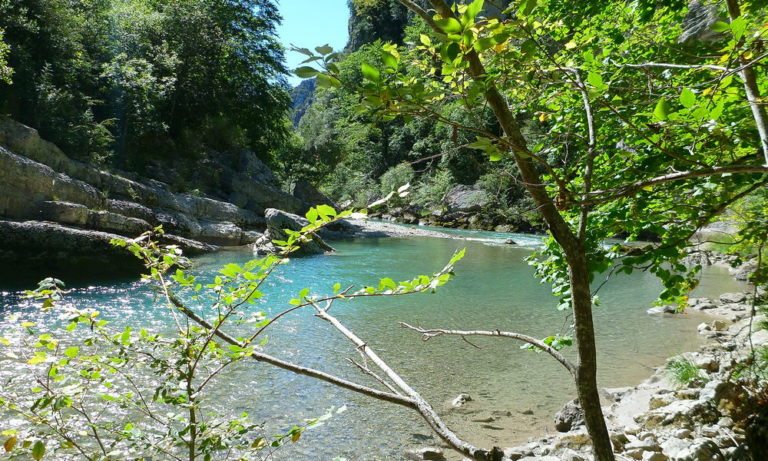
[0,229,747,460]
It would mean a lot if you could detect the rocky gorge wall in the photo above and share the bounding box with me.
[0,119,328,284]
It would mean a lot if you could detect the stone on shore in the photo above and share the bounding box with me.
[252,208,334,256]
[554,399,584,432]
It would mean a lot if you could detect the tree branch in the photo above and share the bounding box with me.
[166,295,417,408]
[399,322,576,376]
[582,164,768,205]
[726,0,768,164]
[310,302,503,460]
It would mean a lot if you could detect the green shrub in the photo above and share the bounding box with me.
[665,357,704,386]
[411,168,455,208]
[378,162,414,207]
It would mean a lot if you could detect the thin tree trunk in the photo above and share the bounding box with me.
[568,251,615,461]
[406,2,617,459]
[726,0,768,164]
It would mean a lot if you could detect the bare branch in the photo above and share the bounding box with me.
[348,358,402,395]
[167,295,417,408]
[399,323,576,376]
[582,164,768,205]
[309,301,503,460]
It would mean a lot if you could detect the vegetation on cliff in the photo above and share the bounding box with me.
[0,0,288,175]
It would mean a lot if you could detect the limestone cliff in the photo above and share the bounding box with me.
[0,119,327,284]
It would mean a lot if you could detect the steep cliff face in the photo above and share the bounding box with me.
[0,119,322,283]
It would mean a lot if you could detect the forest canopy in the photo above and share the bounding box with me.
[0,0,289,170]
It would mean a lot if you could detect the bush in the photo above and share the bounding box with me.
[665,357,704,386]
[378,162,414,207]
[411,168,455,208]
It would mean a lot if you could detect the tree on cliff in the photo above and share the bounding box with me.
[294,0,768,458]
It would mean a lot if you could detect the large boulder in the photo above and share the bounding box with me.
[0,220,146,285]
[36,201,90,227]
[198,221,244,246]
[253,208,334,256]
[444,185,489,213]
[87,210,152,236]
[554,399,585,432]
[0,147,105,217]
[105,199,156,223]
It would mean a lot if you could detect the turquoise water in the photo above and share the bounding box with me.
[0,229,747,460]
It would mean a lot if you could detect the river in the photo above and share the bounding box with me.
[0,228,747,460]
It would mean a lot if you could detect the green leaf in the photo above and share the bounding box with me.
[587,72,604,89]
[63,346,79,358]
[315,204,337,218]
[333,282,341,294]
[361,63,381,82]
[419,34,432,46]
[306,208,319,222]
[316,73,341,89]
[294,47,314,57]
[31,440,45,461]
[443,42,461,62]
[730,17,747,41]
[520,0,537,15]
[294,66,318,79]
[475,37,495,52]
[679,88,695,108]
[466,0,484,21]
[710,21,730,33]
[315,44,333,56]
[435,18,462,34]
[379,277,397,290]
[653,98,670,121]
[381,51,398,69]
[450,248,467,265]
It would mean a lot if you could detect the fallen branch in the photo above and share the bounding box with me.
[399,323,576,377]
[310,302,504,461]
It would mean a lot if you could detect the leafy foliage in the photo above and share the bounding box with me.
[666,357,705,387]
[0,0,289,169]
[0,206,466,459]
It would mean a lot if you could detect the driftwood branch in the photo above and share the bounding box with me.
[399,323,576,377]
[167,295,417,408]
[348,358,402,395]
[310,302,504,461]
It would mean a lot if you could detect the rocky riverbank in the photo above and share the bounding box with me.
[0,119,334,283]
[405,257,766,461]
[366,184,540,234]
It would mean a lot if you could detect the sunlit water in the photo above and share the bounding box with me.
[0,229,747,460]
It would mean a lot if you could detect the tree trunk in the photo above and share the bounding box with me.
[567,250,615,461]
[400,2,618,459]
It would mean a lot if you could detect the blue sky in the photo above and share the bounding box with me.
[276,0,350,86]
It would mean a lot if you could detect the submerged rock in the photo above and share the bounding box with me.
[403,447,445,461]
[451,393,473,407]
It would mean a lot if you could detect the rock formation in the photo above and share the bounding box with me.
[0,119,328,282]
